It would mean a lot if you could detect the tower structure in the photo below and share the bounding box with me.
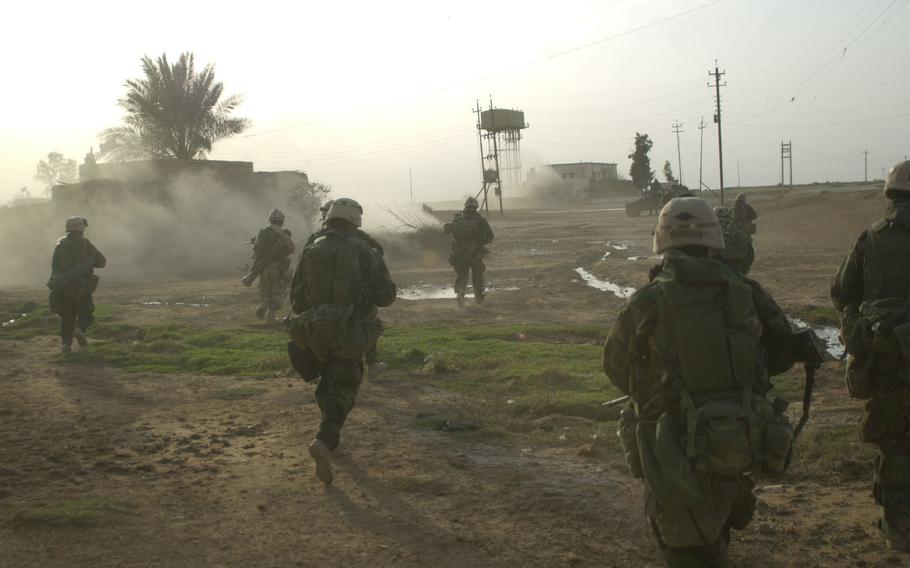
[475,98,528,216]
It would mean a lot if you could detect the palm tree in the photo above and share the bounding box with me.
[99,52,250,161]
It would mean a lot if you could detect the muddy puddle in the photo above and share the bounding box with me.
[398,284,518,301]
[573,268,636,299]
[789,317,844,359]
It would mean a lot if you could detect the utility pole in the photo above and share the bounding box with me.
[780,141,793,187]
[708,61,726,203]
[698,116,706,192]
[409,168,414,202]
[863,149,869,183]
[672,121,684,186]
[737,160,741,188]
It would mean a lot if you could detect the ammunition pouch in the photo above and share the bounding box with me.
[845,354,876,399]
[287,341,320,382]
[285,303,369,362]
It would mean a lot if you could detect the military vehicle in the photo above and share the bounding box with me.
[624,184,692,217]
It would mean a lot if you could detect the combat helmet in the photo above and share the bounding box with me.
[268,208,285,224]
[319,199,335,220]
[326,198,363,227]
[464,196,480,210]
[713,206,732,227]
[884,160,910,199]
[653,197,724,254]
[65,216,87,233]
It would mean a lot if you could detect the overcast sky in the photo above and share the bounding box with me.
[2,0,908,205]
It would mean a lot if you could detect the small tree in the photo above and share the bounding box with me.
[288,181,331,231]
[628,133,654,190]
[99,52,250,161]
[34,152,77,194]
[663,160,677,185]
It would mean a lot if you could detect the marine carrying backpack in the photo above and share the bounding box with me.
[287,232,369,361]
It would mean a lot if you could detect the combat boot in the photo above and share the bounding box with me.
[456,293,465,308]
[308,439,334,484]
[255,305,267,319]
[73,328,88,347]
[61,340,72,354]
[474,293,484,305]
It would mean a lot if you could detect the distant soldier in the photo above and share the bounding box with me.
[444,196,494,307]
[242,208,295,321]
[47,216,106,353]
[732,193,757,235]
[832,160,910,552]
[712,206,755,274]
[604,197,812,567]
[306,198,388,375]
[288,198,397,484]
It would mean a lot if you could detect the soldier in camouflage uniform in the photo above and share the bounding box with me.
[604,197,804,567]
[831,160,910,552]
[309,199,388,375]
[712,206,755,274]
[289,198,397,484]
[48,217,106,353]
[732,193,757,235]
[444,196,494,307]
[242,209,295,321]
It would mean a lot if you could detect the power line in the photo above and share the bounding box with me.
[237,0,726,139]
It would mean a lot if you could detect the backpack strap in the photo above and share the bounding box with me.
[656,287,702,461]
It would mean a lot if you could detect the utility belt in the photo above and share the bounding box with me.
[286,302,382,374]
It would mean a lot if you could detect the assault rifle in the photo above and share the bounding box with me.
[46,256,95,292]
[791,328,831,439]
[241,232,292,287]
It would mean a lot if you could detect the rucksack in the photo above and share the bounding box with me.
[450,213,484,242]
[287,231,369,361]
[647,270,792,478]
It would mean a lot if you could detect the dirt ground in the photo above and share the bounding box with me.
[1,186,908,567]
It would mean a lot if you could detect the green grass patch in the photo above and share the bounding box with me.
[14,496,134,527]
[790,304,841,327]
[383,324,618,421]
[65,322,288,377]
[0,304,121,341]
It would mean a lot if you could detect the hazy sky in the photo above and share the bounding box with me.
[2,0,908,205]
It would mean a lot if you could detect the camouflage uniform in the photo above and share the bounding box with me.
[732,194,757,235]
[251,223,295,320]
[445,198,494,305]
[304,226,386,367]
[48,218,106,352]
[604,198,799,567]
[713,207,755,274]
[290,198,396,483]
[832,186,910,550]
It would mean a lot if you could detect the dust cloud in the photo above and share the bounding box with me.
[0,171,323,290]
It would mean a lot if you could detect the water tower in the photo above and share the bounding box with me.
[474,98,528,216]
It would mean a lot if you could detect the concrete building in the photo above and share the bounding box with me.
[52,158,308,208]
[527,162,631,198]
